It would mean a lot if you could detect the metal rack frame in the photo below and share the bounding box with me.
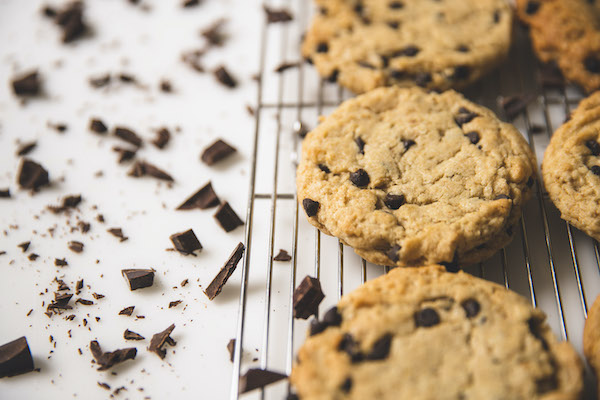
[230,1,598,398]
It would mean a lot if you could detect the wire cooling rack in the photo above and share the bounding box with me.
[229,1,600,398]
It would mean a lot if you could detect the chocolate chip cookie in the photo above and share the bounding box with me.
[297,87,536,268]
[584,294,600,399]
[542,92,600,241]
[516,0,600,93]
[290,265,584,400]
[301,0,512,93]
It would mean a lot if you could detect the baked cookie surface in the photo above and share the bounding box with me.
[297,87,536,268]
[301,0,512,94]
[290,265,583,400]
[584,294,600,400]
[516,0,600,93]
[542,92,600,241]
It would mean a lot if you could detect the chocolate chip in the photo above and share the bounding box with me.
[128,161,174,182]
[273,249,291,262]
[591,166,600,176]
[114,127,142,147]
[499,94,536,120]
[387,244,401,262]
[494,194,510,200]
[586,139,600,156]
[17,159,49,191]
[170,229,202,254]
[350,169,369,187]
[457,45,470,53]
[355,137,365,154]
[327,69,339,83]
[152,128,170,149]
[239,368,288,394]
[318,164,330,173]
[263,6,293,23]
[493,9,501,23]
[309,319,327,336]
[227,339,236,362]
[214,66,238,88]
[454,109,478,127]
[536,376,558,394]
[403,139,416,151]
[461,299,480,318]
[89,119,107,134]
[303,198,320,217]
[414,308,440,327]
[525,1,540,14]
[414,72,432,87]
[384,194,405,210]
[365,333,392,360]
[89,341,136,371]
[293,276,325,319]
[177,182,220,210]
[204,242,245,300]
[148,324,176,359]
[316,42,329,53]
[465,131,480,144]
[11,71,41,96]
[340,377,352,393]
[388,1,403,8]
[201,139,237,165]
[122,269,155,291]
[75,298,93,306]
[452,65,470,80]
[323,306,342,327]
[214,202,244,232]
[338,334,363,363]
[354,3,364,14]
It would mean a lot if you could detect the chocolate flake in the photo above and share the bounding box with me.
[76,298,93,306]
[227,339,235,362]
[119,306,135,316]
[414,72,431,87]
[47,293,73,311]
[124,329,145,341]
[68,241,84,253]
[452,65,470,81]
[263,6,293,23]
[273,249,291,262]
[128,161,174,182]
[168,300,182,308]
[177,182,220,210]
[48,194,82,213]
[107,228,128,242]
[89,119,108,134]
[76,279,83,294]
[122,269,155,291]
[17,159,49,191]
[114,127,143,147]
[89,74,111,88]
[302,198,319,217]
[18,242,30,253]
[112,147,137,163]
[214,202,244,232]
[152,128,170,149]
[204,242,245,300]
[201,139,237,165]
[98,382,111,390]
[89,340,136,370]
[11,71,41,96]
[414,308,440,327]
[214,66,238,88]
[349,169,370,188]
[0,337,34,378]
[92,293,104,300]
[148,324,176,359]
[293,276,324,319]
[170,229,202,255]
[159,80,172,93]
[239,368,287,394]
[16,142,37,157]
[182,0,200,7]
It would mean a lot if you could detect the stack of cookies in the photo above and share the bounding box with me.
[290,0,600,398]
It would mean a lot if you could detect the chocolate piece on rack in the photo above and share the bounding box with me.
[273,249,291,262]
[151,128,170,149]
[17,159,49,191]
[119,306,135,316]
[0,337,34,378]
[293,276,325,319]
[148,324,176,359]
[128,161,174,182]
[170,229,202,255]
[123,329,145,341]
[89,118,108,134]
[227,339,236,362]
[122,269,155,291]
[107,227,128,242]
[114,127,143,147]
[16,142,37,156]
[177,182,220,210]
[201,139,237,165]
[204,242,245,300]
[89,340,136,370]
[68,241,84,253]
[239,368,288,394]
[214,202,244,232]
[214,66,238,88]
[264,6,293,23]
[12,71,41,96]
[499,94,536,121]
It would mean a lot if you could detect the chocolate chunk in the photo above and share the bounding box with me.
[465,131,480,144]
[318,164,330,173]
[452,65,470,80]
[584,55,600,74]
[591,166,600,176]
[302,198,320,217]
[263,6,293,23]
[18,242,30,252]
[55,258,68,267]
[274,62,300,73]
[47,293,73,311]
[390,45,419,57]
[201,139,237,165]
[11,71,41,96]
[16,142,37,156]
[128,161,174,181]
[89,74,111,88]
[123,329,145,341]
[387,244,401,262]
[214,202,244,232]
[151,128,170,149]
[0,337,34,378]
[168,300,182,308]
[355,137,365,154]
[338,334,363,363]
[0,189,10,198]
[239,368,287,394]
[586,140,600,156]
[536,376,558,394]
[402,139,416,151]
[122,269,155,291]
[525,1,540,14]
[499,94,536,120]
[42,5,57,18]
[389,1,403,8]
[414,72,432,87]
[293,276,324,319]
[114,127,142,147]
[384,194,405,210]
[159,80,173,93]
[461,299,481,318]
[273,249,291,262]
[28,254,39,261]
[112,147,137,163]
[55,1,88,43]
[68,241,84,253]
[414,308,440,327]
[89,340,136,370]
[366,333,392,360]
[494,194,510,200]
[214,66,238,88]
[170,229,202,254]
[316,42,329,53]
[202,18,227,47]
[323,306,342,327]
[119,306,135,316]
[177,182,220,210]
[148,324,176,359]
[309,319,327,336]
[17,159,49,191]
[227,339,236,362]
[75,298,93,306]
[107,228,128,242]
[327,69,339,83]
[204,242,245,300]
[340,377,352,393]
[48,194,82,213]
[350,169,370,188]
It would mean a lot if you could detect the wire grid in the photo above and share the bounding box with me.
[230,1,600,398]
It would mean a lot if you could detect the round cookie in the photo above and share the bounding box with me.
[542,92,600,241]
[297,87,536,268]
[301,0,512,94]
[516,0,600,94]
[584,294,600,399]
[290,265,584,400]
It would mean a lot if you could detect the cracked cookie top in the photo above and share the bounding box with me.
[290,265,583,400]
[297,87,536,268]
[301,0,512,93]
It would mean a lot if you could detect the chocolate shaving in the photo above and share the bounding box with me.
[123,329,145,341]
[11,71,41,97]
[76,298,93,306]
[182,0,200,7]
[273,249,291,262]
[204,242,245,300]
[214,66,238,88]
[89,340,136,370]
[293,276,324,319]
[17,159,49,191]
[122,269,155,291]
[119,306,135,316]
[76,279,83,294]
[98,382,110,390]
[151,128,170,149]
[16,142,37,156]
[114,127,143,147]
[148,324,176,359]
[263,6,293,23]
[239,368,287,394]
[0,337,34,378]
[214,202,244,232]
[128,161,174,182]
[89,74,111,88]
[68,241,84,253]
[107,228,128,242]
[170,229,202,255]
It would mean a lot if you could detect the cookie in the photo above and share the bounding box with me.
[301,0,512,94]
[584,294,600,399]
[542,92,600,241]
[516,0,600,94]
[290,265,584,400]
[297,87,536,268]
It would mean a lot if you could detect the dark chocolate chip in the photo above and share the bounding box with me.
[387,244,401,262]
[338,334,363,363]
[17,159,49,191]
[327,69,339,83]
[204,242,245,300]
[177,182,220,210]
[318,164,331,173]
[309,319,327,336]
[263,6,293,23]
[182,0,200,7]
[414,308,440,327]
[584,55,600,74]
[293,276,325,319]
[227,339,235,362]
[414,72,432,87]
[365,333,392,360]
[591,166,600,176]
[170,229,202,254]
[89,119,108,134]
[0,337,34,378]
[355,137,365,154]
[452,65,470,80]
[388,1,403,8]
[214,202,244,232]
[201,139,237,165]
[114,127,142,147]
[214,66,238,88]
[89,341,136,371]
[384,194,405,210]
[323,306,342,327]
[525,1,540,14]
[122,269,155,290]
[152,128,170,149]
[494,194,510,200]
[340,377,352,393]
[316,42,329,53]
[273,249,292,262]
[148,324,176,359]
[586,139,600,156]
[402,139,416,150]
[465,131,480,144]
[128,161,174,182]
[11,71,41,96]
[493,9,501,23]
[349,169,370,187]
[303,198,320,217]
[239,368,288,394]
[461,299,481,318]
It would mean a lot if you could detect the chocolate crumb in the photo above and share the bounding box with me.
[17,242,30,253]
[465,131,480,145]
[293,276,324,319]
[128,161,174,181]
[123,329,145,341]
[16,142,37,157]
[159,80,173,93]
[122,269,155,291]
[201,139,237,165]
[114,127,143,148]
[119,306,135,316]
[76,279,83,294]
[214,66,238,88]
[273,249,291,262]
[239,368,287,394]
[17,159,49,191]
[151,128,170,149]
[214,202,244,232]
[89,119,108,134]
[263,6,293,23]
[11,71,41,97]
[340,377,353,393]
[0,337,34,378]
[92,293,104,300]
[148,324,176,359]
[48,194,82,213]
[89,74,111,88]
[204,242,245,300]
[68,241,84,253]
[28,254,39,261]
[182,0,200,7]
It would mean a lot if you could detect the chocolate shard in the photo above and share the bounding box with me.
[151,128,171,149]
[201,139,237,165]
[263,6,293,23]
[273,249,291,262]
[227,339,235,362]
[89,340,137,370]
[55,1,88,43]
[17,159,49,191]
[68,241,84,253]
[112,147,137,163]
[123,329,145,341]
[122,269,155,291]
[201,18,227,47]
[293,276,325,319]
[204,242,245,300]
[0,337,34,378]
[168,300,182,308]
[16,142,37,156]
[148,324,176,359]
[107,227,128,242]
[76,298,93,306]
[538,63,565,88]
[89,118,108,134]
[12,71,41,96]
[177,182,220,210]
[239,368,288,394]
[214,202,244,232]
[48,194,82,213]
[18,241,30,252]
[170,229,202,255]
[114,126,143,147]
[119,306,135,316]
[182,0,200,7]
[128,161,174,182]
[499,94,536,121]
[214,66,238,88]
[159,80,172,93]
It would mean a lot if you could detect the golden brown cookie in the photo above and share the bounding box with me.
[584,294,600,399]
